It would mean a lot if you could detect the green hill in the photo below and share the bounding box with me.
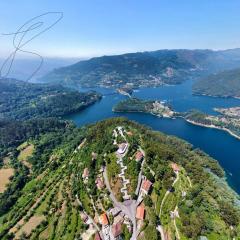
[193,68,240,98]
[0,118,239,240]
[0,79,101,120]
[39,49,240,89]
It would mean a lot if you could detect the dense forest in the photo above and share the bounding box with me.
[0,118,72,164]
[113,98,155,113]
[0,118,239,239]
[0,78,101,120]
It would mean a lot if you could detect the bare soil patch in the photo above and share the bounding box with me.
[111,177,123,201]
[0,168,14,193]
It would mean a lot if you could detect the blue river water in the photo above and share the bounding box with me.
[65,80,240,193]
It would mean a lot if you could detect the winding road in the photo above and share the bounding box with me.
[103,167,137,240]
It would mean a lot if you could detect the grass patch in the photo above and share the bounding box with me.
[17,143,34,169]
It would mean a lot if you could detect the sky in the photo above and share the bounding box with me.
[1,0,240,58]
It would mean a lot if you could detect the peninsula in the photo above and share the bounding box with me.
[184,109,240,140]
[113,97,175,118]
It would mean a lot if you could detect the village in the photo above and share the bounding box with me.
[78,126,184,240]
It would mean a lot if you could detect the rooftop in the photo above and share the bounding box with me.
[136,205,145,220]
[82,168,89,178]
[135,151,144,161]
[95,177,104,190]
[126,131,133,136]
[171,163,180,172]
[112,222,122,237]
[141,179,152,193]
[117,143,128,154]
[99,213,109,226]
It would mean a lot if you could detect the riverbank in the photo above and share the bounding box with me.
[193,92,240,100]
[64,83,240,194]
[186,119,240,141]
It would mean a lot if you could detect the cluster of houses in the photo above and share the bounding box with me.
[136,178,153,220]
[82,165,105,190]
[80,126,183,239]
[88,176,153,239]
[92,209,132,240]
[82,152,105,190]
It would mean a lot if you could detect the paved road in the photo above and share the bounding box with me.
[157,225,166,240]
[103,167,137,240]
[105,126,148,240]
[135,147,145,195]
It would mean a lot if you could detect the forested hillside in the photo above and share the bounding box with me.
[193,68,240,98]
[39,49,240,89]
[0,79,101,120]
[0,118,239,240]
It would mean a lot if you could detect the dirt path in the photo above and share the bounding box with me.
[159,172,179,217]
[173,206,180,240]
[187,176,192,188]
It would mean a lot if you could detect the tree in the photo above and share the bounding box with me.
[144,195,153,207]
[220,201,239,226]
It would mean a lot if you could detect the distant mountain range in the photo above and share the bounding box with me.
[193,68,240,98]
[39,49,240,89]
[0,57,80,82]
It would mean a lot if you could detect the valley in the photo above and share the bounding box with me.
[1,2,240,240]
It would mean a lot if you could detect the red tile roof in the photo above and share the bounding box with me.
[171,163,180,172]
[99,213,109,226]
[95,177,104,189]
[141,179,152,193]
[136,205,145,220]
[82,168,89,178]
[112,222,122,237]
[135,151,144,161]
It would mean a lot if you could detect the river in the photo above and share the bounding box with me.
[65,80,240,193]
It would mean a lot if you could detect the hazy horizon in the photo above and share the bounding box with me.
[1,1,240,58]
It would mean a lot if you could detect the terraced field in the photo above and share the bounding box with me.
[0,118,239,240]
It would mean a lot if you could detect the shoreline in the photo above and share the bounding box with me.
[192,92,240,100]
[185,119,240,140]
[112,108,175,119]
